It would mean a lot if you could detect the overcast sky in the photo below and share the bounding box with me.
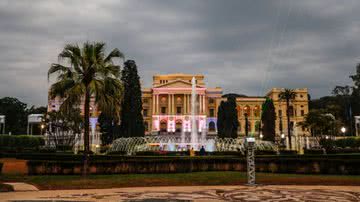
[0,0,359,106]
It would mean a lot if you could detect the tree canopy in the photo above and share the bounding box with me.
[48,41,124,175]
[261,98,276,141]
[217,96,238,138]
[0,97,27,134]
[118,60,145,137]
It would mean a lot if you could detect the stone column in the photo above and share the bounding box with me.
[202,95,205,114]
[168,94,171,115]
[152,94,155,115]
[199,95,202,114]
[184,94,187,115]
[172,94,176,114]
[188,94,191,114]
[156,95,159,115]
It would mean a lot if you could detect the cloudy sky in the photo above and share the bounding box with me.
[0,0,359,106]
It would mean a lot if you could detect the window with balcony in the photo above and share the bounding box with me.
[210,108,215,117]
[176,107,182,114]
[161,107,166,114]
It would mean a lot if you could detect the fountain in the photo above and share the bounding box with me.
[191,77,198,149]
[109,77,277,155]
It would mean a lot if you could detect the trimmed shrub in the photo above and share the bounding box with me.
[326,148,360,154]
[0,183,14,192]
[0,135,45,151]
[319,139,336,150]
[304,149,325,155]
[25,155,360,175]
[279,150,298,155]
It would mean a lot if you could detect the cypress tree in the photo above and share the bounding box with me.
[217,96,239,138]
[119,60,145,137]
[217,101,226,138]
[98,112,115,145]
[261,98,276,141]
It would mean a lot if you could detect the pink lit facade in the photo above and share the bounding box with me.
[142,74,223,135]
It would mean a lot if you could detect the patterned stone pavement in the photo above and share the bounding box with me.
[1,185,359,202]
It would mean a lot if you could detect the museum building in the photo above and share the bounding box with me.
[141,74,309,137]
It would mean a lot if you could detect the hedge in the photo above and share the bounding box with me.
[320,137,360,149]
[26,155,360,175]
[0,135,45,151]
[0,183,14,192]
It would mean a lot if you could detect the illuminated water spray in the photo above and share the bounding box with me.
[191,77,198,148]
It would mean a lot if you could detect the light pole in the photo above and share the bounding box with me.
[245,136,256,185]
[243,112,255,185]
[281,133,285,148]
[40,124,45,135]
[341,127,346,136]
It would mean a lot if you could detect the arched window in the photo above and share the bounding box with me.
[209,121,216,132]
[244,105,251,117]
[254,106,260,117]
[237,105,242,117]
[160,120,167,132]
[255,121,261,132]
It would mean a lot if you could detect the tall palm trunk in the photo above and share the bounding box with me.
[286,99,292,149]
[83,87,90,176]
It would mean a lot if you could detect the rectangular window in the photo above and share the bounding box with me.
[301,110,305,116]
[161,107,166,114]
[143,99,148,104]
[210,109,215,117]
[278,110,282,117]
[177,107,182,114]
[143,109,148,117]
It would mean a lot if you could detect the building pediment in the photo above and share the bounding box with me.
[154,79,203,88]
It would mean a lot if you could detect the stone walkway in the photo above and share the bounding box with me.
[0,185,359,201]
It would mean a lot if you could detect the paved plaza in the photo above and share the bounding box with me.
[0,185,359,202]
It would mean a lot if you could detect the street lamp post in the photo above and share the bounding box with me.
[40,124,45,135]
[341,127,346,136]
[245,136,256,185]
[242,112,256,185]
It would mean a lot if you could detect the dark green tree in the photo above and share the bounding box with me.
[26,106,47,115]
[261,98,276,142]
[217,96,238,138]
[0,97,27,134]
[119,60,145,137]
[217,101,225,138]
[98,112,116,145]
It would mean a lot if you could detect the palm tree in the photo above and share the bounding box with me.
[279,88,296,149]
[48,42,124,175]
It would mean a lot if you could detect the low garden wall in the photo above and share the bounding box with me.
[24,155,360,175]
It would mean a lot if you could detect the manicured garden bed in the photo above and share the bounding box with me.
[2,152,360,175]
[0,183,14,192]
[1,172,360,190]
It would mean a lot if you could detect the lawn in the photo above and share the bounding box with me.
[1,172,360,190]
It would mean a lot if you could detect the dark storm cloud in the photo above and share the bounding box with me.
[0,0,359,106]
